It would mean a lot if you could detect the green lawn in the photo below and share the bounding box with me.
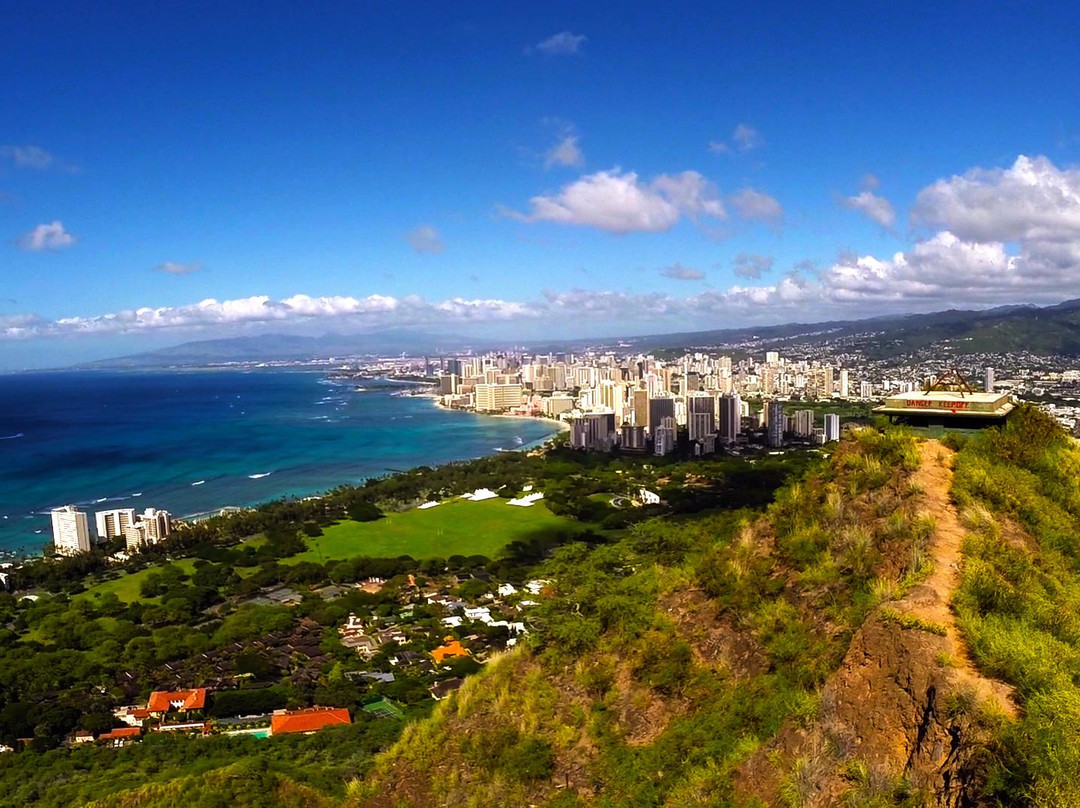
[76,558,198,604]
[287,497,581,563]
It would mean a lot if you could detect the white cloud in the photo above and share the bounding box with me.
[843,190,896,228]
[544,134,584,169]
[912,155,1080,243]
[503,169,725,234]
[11,156,1080,342]
[406,224,445,254]
[729,188,783,224]
[732,253,774,279]
[709,123,763,155]
[155,261,202,275]
[861,173,881,191]
[2,145,57,170]
[659,263,705,281]
[732,124,763,152]
[531,31,586,55]
[17,221,76,251]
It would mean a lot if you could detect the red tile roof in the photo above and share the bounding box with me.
[270,707,351,736]
[147,688,207,712]
[99,727,142,741]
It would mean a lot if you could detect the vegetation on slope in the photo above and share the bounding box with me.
[951,406,1080,805]
[347,428,947,807]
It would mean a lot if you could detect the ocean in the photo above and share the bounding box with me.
[0,370,562,555]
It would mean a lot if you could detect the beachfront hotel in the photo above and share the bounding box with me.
[50,505,92,556]
[96,508,136,541]
[123,508,173,551]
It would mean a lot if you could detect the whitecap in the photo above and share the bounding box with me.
[192,480,206,486]
[248,472,273,479]
[0,432,24,440]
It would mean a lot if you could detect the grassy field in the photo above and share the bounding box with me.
[287,497,581,563]
[76,558,198,604]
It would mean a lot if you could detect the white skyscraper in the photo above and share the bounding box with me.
[839,369,850,398]
[51,505,91,556]
[793,409,815,437]
[824,413,841,442]
[96,508,135,541]
[984,367,994,393]
[139,508,172,543]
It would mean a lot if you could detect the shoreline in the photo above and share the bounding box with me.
[425,393,572,432]
[2,375,568,560]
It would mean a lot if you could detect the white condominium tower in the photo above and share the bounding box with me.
[51,505,92,555]
[95,508,135,541]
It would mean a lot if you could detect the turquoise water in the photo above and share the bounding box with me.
[0,370,561,554]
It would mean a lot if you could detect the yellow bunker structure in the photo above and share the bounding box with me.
[874,390,1015,429]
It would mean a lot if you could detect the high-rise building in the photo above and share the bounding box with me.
[140,508,172,543]
[766,400,785,447]
[124,508,173,551]
[839,369,850,398]
[687,393,716,440]
[648,394,676,435]
[438,374,459,395]
[51,505,91,556]
[570,412,617,451]
[620,424,648,451]
[542,393,576,417]
[95,508,135,541]
[632,388,649,428]
[793,409,815,437]
[984,367,994,393]
[860,381,874,399]
[474,383,523,412]
[653,417,676,456]
[718,393,742,442]
[824,413,841,442]
[765,351,780,365]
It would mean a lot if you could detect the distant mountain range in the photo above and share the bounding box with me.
[79,298,1080,368]
[633,298,1080,358]
[80,329,499,368]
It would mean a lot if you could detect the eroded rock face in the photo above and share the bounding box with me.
[735,617,995,808]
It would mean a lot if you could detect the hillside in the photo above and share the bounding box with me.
[7,413,1080,806]
[333,410,1080,807]
[339,430,990,806]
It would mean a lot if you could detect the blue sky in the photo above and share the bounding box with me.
[3,2,1080,367]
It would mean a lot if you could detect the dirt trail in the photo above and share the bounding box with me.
[901,440,1017,717]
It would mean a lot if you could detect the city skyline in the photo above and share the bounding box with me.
[5,3,1080,369]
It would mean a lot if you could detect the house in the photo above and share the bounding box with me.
[147,688,208,716]
[497,583,517,597]
[638,488,661,506]
[524,579,550,595]
[0,744,12,754]
[99,726,142,747]
[463,606,492,623]
[430,637,471,665]
[441,615,463,628]
[389,650,427,668]
[71,731,95,744]
[430,678,465,700]
[114,706,153,727]
[270,706,351,736]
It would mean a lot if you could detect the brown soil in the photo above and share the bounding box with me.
[904,441,1016,719]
